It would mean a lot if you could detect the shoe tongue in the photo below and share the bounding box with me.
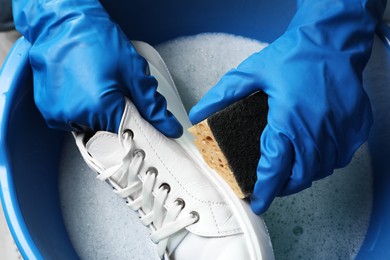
[86,131,125,170]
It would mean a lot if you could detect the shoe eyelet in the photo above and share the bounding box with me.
[122,129,134,139]
[159,183,171,193]
[133,149,145,158]
[146,167,158,176]
[174,198,185,209]
[190,211,200,223]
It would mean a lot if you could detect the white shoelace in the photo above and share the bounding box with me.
[78,130,199,259]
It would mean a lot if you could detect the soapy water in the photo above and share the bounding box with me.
[263,145,373,259]
[59,33,373,259]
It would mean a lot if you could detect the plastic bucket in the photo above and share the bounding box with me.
[1,0,390,258]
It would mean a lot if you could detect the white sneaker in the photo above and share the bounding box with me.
[74,41,274,260]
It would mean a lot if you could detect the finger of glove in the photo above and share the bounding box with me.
[277,136,322,197]
[34,97,124,133]
[250,126,294,215]
[123,52,183,138]
[189,54,263,124]
[34,76,126,133]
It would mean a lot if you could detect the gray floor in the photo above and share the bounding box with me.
[0,30,20,66]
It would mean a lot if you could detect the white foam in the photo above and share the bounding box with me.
[59,33,373,259]
[263,144,373,259]
[155,33,268,112]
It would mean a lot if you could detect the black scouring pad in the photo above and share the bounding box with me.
[189,91,268,198]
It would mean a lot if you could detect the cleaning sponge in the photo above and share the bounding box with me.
[189,91,268,198]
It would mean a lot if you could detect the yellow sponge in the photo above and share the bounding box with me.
[189,91,268,198]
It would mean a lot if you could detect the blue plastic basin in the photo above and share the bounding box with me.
[1,1,389,259]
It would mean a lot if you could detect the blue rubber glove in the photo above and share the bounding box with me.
[189,0,386,214]
[12,0,183,136]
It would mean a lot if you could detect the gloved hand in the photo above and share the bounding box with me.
[189,0,386,214]
[12,0,183,136]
